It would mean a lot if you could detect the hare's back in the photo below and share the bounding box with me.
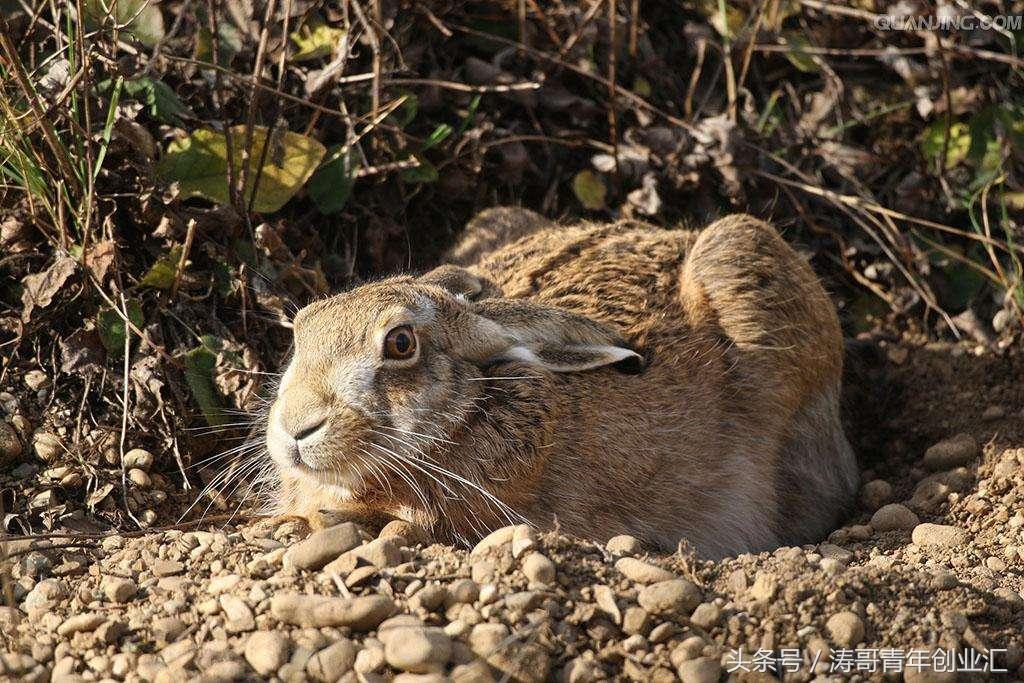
[472,221,697,343]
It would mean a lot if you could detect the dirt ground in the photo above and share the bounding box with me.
[1,337,1022,682]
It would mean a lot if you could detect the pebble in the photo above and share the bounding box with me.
[470,525,520,556]
[410,583,447,612]
[447,579,479,605]
[923,433,979,470]
[637,579,702,616]
[150,559,185,577]
[860,479,893,510]
[128,468,151,487]
[615,557,675,584]
[676,656,719,683]
[379,520,429,547]
[747,572,776,602]
[382,623,452,673]
[981,405,1006,421]
[219,595,255,632]
[510,525,538,559]
[207,574,241,595]
[32,431,63,462]
[605,534,643,555]
[689,602,721,630]
[521,552,556,585]
[912,523,966,548]
[306,639,357,681]
[870,503,920,531]
[826,611,865,647]
[323,537,402,573]
[911,479,951,513]
[283,523,362,570]
[0,420,22,466]
[592,585,621,625]
[23,369,48,390]
[270,593,394,630]
[57,613,104,637]
[123,448,154,470]
[244,631,291,676]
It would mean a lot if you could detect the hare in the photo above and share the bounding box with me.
[264,208,858,558]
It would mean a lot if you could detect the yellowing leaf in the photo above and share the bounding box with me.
[82,0,165,47]
[921,120,971,168]
[695,0,746,38]
[290,14,346,62]
[572,170,606,210]
[782,34,820,73]
[139,245,183,289]
[156,126,327,213]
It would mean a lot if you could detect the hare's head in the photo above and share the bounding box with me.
[265,267,643,497]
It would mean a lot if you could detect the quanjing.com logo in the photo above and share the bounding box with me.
[873,13,1023,31]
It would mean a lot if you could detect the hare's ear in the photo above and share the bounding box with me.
[420,265,488,300]
[455,298,645,374]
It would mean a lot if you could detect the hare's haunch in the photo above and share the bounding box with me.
[265,209,858,557]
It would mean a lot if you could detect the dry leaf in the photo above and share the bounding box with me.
[21,256,77,322]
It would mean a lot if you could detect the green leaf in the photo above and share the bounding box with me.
[391,92,419,129]
[422,124,453,152]
[455,95,482,137]
[139,245,182,289]
[308,146,356,214]
[155,126,327,213]
[782,34,820,73]
[82,0,165,47]
[97,300,144,356]
[194,7,243,66]
[117,77,192,127]
[400,155,438,183]
[290,13,346,62]
[572,170,606,210]
[184,339,228,426]
[921,120,971,168]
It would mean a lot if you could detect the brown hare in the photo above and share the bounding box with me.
[264,208,858,558]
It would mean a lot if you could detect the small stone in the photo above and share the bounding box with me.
[0,421,22,467]
[747,572,776,602]
[284,523,363,570]
[447,579,479,605]
[410,584,447,612]
[382,624,452,673]
[826,611,865,648]
[870,503,919,532]
[57,612,105,636]
[470,525,519,556]
[592,585,621,625]
[986,556,1007,572]
[207,574,241,595]
[923,433,979,470]
[981,405,1006,421]
[912,523,967,548]
[510,525,538,559]
[676,656,719,683]
[521,552,556,585]
[860,479,893,510]
[605,534,643,555]
[32,431,62,462]
[306,639,357,681]
[670,636,707,666]
[637,579,702,616]
[270,593,395,630]
[23,578,67,608]
[128,468,151,487]
[23,369,48,390]
[96,620,128,645]
[689,602,721,630]
[220,595,255,633]
[379,520,430,547]
[345,565,377,588]
[621,607,650,636]
[911,479,951,513]
[324,537,402,573]
[244,631,291,676]
[202,659,247,682]
[150,559,185,577]
[0,606,22,631]
[123,448,154,470]
[615,557,675,584]
[152,617,187,643]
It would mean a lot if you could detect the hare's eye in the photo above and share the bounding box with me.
[384,325,417,361]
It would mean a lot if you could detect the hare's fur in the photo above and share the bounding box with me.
[266,209,858,558]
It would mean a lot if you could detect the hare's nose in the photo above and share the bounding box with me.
[290,416,327,442]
